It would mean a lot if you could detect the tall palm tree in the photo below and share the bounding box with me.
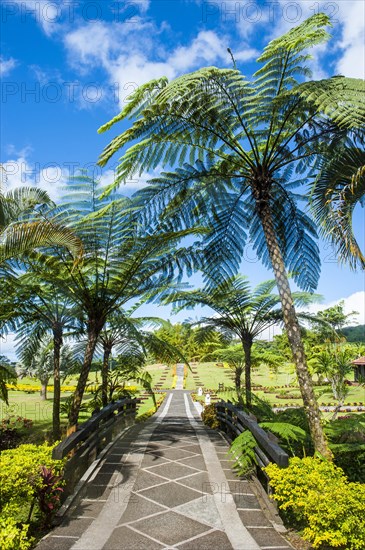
[32,175,203,427]
[12,284,80,440]
[97,15,364,457]
[168,276,318,406]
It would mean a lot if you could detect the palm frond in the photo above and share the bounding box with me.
[0,361,17,404]
[228,430,258,476]
[310,134,365,268]
[0,221,83,262]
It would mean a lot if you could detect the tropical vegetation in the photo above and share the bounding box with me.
[98,14,364,456]
[0,13,364,549]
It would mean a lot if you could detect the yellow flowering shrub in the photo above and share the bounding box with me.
[6,383,140,394]
[0,510,33,550]
[0,442,66,508]
[265,457,365,549]
[0,444,65,550]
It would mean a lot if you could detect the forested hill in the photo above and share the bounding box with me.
[342,325,365,342]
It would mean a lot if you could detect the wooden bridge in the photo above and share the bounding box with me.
[37,368,294,550]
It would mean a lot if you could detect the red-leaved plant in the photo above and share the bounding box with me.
[28,466,64,528]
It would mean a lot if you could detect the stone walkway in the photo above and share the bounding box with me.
[37,381,293,549]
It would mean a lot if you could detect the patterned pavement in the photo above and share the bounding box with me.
[37,379,293,549]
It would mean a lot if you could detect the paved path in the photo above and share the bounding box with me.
[37,386,293,550]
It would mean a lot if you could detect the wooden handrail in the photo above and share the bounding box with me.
[215,401,289,468]
[53,398,138,460]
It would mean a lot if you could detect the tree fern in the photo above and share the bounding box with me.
[259,422,308,456]
[20,175,205,425]
[310,132,365,268]
[0,360,16,405]
[167,275,319,406]
[97,14,365,457]
[228,430,258,476]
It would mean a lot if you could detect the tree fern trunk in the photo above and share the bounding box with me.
[243,339,252,408]
[52,325,63,441]
[68,326,99,428]
[234,368,241,391]
[102,346,111,408]
[258,200,332,459]
[40,380,47,401]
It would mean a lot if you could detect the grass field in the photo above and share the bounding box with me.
[184,362,235,390]
[1,361,364,444]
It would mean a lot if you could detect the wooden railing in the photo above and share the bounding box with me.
[53,398,139,495]
[215,401,289,477]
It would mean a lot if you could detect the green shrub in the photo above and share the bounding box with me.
[333,450,365,483]
[201,404,219,429]
[325,414,365,483]
[0,442,66,548]
[265,457,365,549]
[0,442,65,509]
[0,510,33,550]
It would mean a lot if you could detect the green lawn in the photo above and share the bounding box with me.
[184,362,235,391]
[1,366,169,443]
[0,390,93,443]
[145,363,174,389]
[2,361,364,444]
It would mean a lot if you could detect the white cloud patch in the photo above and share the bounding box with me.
[0,56,17,76]
[99,166,162,196]
[64,22,257,107]
[0,333,17,362]
[1,151,150,202]
[304,291,365,326]
[237,1,364,80]
[12,0,64,36]
[168,30,256,72]
[335,1,365,78]
[2,155,67,203]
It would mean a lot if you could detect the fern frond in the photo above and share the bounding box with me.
[228,430,258,476]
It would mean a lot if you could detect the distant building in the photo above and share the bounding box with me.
[352,356,365,382]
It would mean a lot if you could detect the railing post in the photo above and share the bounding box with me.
[227,403,234,439]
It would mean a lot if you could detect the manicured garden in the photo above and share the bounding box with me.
[1,11,364,550]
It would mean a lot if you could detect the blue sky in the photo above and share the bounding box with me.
[1,1,365,357]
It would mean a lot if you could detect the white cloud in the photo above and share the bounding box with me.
[169,30,244,72]
[239,2,364,81]
[0,56,17,76]
[12,0,63,36]
[1,155,67,203]
[64,22,257,107]
[1,152,152,202]
[335,1,365,78]
[99,166,162,196]
[304,291,365,326]
[136,0,150,13]
[0,333,17,362]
